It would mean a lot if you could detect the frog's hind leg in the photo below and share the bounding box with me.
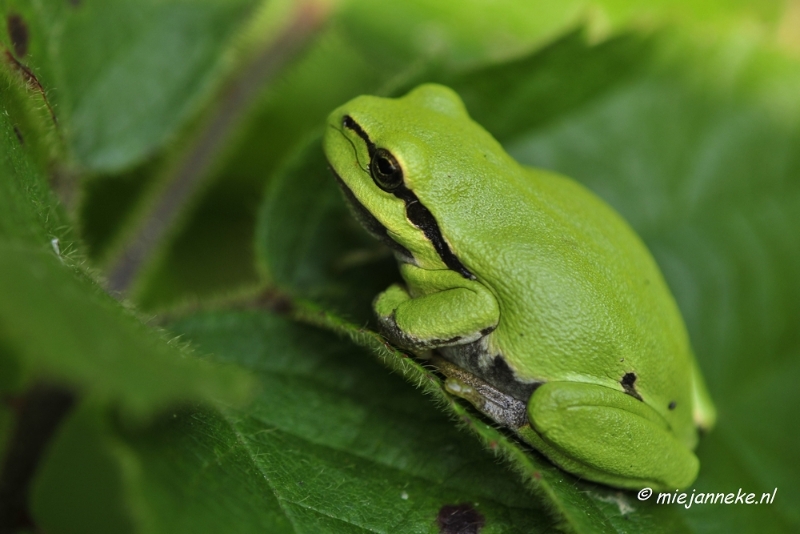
[520,382,699,490]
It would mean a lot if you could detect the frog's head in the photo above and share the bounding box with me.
[323,83,511,276]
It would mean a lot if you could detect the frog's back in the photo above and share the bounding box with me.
[442,166,697,443]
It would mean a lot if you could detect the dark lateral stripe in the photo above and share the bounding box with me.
[342,115,377,156]
[391,187,475,280]
[342,115,476,280]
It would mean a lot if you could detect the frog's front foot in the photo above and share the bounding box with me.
[373,284,421,349]
[373,266,499,351]
[520,382,699,490]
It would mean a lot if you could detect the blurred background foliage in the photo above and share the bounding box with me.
[1,0,799,532]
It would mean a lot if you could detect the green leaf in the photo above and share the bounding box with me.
[339,0,786,70]
[30,403,138,534]
[257,134,398,324]
[442,31,653,145]
[33,311,559,533]
[31,398,298,534]
[0,68,253,415]
[0,246,253,415]
[0,67,69,247]
[170,311,558,533]
[293,304,694,533]
[0,0,259,172]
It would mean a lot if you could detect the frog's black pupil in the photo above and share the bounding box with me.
[377,156,394,176]
[370,148,402,191]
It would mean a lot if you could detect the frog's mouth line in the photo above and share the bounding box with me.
[329,166,416,264]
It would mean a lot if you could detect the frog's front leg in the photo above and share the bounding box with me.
[521,382,699,490]
[374,263,499,351]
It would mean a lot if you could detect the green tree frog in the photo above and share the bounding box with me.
[323,84,716,490]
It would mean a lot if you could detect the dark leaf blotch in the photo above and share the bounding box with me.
[436,503,485,534]
[6,14,28,58]
[13,125,24,145]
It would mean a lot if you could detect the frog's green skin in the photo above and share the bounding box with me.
[323,84,716,491]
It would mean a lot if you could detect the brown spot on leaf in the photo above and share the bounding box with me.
[248,288,293,314]
[437,504,485,534]
[7,14,28,58]
[668,401,677,410]
[13,125,24,144]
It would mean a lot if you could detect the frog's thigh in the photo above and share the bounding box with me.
[524,382,699,490]
[375,270,498,349]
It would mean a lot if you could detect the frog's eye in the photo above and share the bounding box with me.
[370,148,403,192]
